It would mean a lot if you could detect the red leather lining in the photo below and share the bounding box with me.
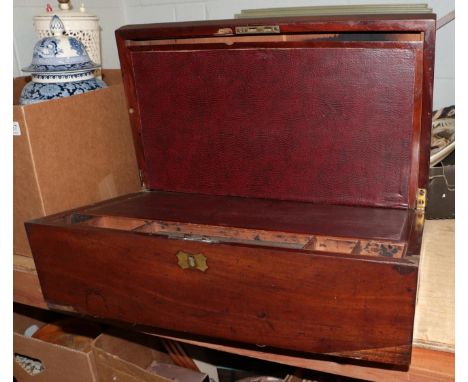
[131,44,418,208]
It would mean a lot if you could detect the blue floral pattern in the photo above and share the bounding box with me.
[19,78,106,105]
[32,38,63,59]
[23,17,99,73]
[19,15,106,105]
[69,37,85,56]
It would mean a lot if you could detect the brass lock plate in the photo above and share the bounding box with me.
[235,25,280,34]
[176,251,208,272]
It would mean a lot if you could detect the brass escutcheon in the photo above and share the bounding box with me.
[176,251,208,272]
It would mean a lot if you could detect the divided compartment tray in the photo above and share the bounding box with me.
[70,213,409,258]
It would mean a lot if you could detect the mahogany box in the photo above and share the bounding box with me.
[25,14,436,369]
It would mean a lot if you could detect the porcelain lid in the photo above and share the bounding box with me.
[23,15,100,73]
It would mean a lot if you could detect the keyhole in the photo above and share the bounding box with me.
[188,255,196,268]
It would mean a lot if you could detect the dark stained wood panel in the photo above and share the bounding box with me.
[116,14,436,40]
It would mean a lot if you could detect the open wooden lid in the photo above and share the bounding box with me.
[115,14,435,209]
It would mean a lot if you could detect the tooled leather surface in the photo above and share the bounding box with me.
[131,46,416,208]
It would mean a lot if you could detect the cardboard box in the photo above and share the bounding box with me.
[93,330,208,382]
[13,310,99,382]
[13,69,141,257]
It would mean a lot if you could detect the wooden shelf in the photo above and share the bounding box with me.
[13,220,454,381]
[13,254,46,309]
[157,335,454,382]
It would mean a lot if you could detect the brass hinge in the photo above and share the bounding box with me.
[416,188,427,211]
[139,169,146,189]
[235,25,280,34]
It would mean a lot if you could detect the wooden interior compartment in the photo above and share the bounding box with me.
[66,191,409,259]
[71,214,150,231]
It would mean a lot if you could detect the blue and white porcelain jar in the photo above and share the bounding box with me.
[20,15,106,105]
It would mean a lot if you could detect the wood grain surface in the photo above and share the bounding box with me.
[14,219,454,380]
[13,254,47,309]
[27,218,418,366]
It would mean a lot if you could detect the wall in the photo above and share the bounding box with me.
[13,0,454,109]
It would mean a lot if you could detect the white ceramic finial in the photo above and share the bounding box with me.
[50,15,65,36]
[80,2,86,12]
